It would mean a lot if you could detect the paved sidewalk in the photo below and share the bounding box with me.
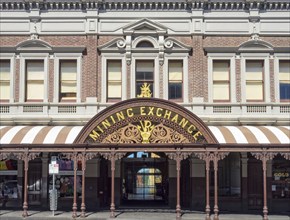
[0,209,289,220]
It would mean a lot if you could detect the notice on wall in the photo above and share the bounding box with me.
[272,185,276,191]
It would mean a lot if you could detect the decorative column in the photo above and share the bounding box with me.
[65,152,79,219]
[80,153,98,218]
[14,151,39,218]
[252,152,277,220]
[195,152,228,220]
[195,152,210,220]
[166,149,191,220]
[212,152,228,220]
[101,150,125,218]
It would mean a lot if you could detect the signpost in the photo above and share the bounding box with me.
[49,157,59,216]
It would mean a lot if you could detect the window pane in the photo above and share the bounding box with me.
[26,60,44,100]
[246,61,263,101]
[0,82,10,99]
[27,81,44,99]
[169,83,182,99]
[136,61,154,97]
[107,60,121,99]
[246,83,263,100]
[136,41,154,48]
[136,61,154,72]
[246,61,263,80]
[213,61,229,81]
[213,61,230,101]
[60,60,77,101]
[280,83,290,100]
[213,83,230,100]
[279,61,290,100]
[61,81,77,93]
[108,61,121,81]
[27,61,44,80]
[169,61,182,81]
[0,60,10,100]
[108,83,122,98]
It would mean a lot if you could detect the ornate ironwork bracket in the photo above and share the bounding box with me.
[281,153,290,160]
[166,149,191,170]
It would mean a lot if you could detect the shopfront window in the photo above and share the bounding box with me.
[272,155,290,199]
[210,153,241,197]
[0,159,18,207]
[49,159,82,198]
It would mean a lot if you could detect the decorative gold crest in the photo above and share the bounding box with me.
[137,83,152,98]
[137,120,155,143]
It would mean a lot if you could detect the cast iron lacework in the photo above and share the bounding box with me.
[103,121,189,144]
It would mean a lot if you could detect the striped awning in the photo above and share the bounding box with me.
[0,126,83,144]
[209,126,290,144]
[0,126,289,145]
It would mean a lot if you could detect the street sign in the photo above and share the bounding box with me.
[49,163,59,174]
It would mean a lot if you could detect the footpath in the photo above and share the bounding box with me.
[0,209,289,220]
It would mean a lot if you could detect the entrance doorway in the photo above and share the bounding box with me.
[121,152,168,206]
[28,160,42,205]
[248,155,263,210]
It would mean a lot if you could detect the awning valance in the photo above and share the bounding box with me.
[209,126,290,144]
[0,126,289,145]
[0,126,83,144]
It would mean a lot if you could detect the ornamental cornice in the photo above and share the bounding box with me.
[0,0,289,11]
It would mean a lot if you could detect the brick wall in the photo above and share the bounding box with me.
[0,34,288,104]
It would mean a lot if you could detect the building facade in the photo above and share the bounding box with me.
[0,0,289,219]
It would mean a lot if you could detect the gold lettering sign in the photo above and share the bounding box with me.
[88,106,203,143]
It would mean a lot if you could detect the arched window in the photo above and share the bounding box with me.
[126,152,161,158]
[136,41,154,48]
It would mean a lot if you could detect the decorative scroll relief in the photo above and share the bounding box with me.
[103,122,189,144]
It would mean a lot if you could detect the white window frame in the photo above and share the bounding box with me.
[101,54,126,103]
[207,54,236,103]
[240,54,270,103]
[163,55,189,103]
[274,53,290,102]
[54,53,82,103]
[0,53,15,103]
[131,55,159,99]
[19,53,49,103]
